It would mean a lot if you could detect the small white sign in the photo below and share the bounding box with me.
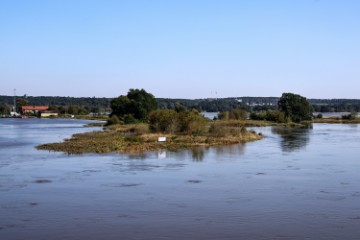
[158,137,166,142]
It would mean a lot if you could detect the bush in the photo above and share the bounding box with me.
[148,109,179,133]
[106,115,121,126]
[148,109,207,135]
[124,135,144,142]
[342,112,357,120]
[178,109,207,135]
[123,114,138,124]
[250,110,285,123]
[314,113,323,119]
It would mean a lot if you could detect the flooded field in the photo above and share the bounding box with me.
[1,119,360,240]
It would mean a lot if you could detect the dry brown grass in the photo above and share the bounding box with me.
[37,121,262,154]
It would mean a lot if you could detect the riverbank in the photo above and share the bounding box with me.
[311,117,360,124]
[36,121,263,154]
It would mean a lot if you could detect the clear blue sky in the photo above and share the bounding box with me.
[1,0,359,99]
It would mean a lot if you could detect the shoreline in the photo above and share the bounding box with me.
[36,121,263,154]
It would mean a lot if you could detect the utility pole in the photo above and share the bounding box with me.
[13,88,16,112]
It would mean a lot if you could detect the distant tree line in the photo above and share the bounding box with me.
[2,95,360,115]
[0,95,112,115]
[157,98,360,113]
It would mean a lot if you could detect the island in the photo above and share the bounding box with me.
[36,90,359,154]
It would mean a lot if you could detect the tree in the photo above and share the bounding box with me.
[16,98,29,113]
[110,89,157,121]
[0,104,11,115]
[278,93,313,122]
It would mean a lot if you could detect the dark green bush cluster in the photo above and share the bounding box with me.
[342,112,357,120]
[250,110,286,123]
[314,113,323,119]
[110,89,157,121]
[278,93,313,122]
[106,115,122,126]
[148,109,207,135]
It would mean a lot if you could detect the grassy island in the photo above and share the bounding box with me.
[37,89,360,154]
[36,121,263,154]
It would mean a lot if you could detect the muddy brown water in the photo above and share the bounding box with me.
[1,118,360,240]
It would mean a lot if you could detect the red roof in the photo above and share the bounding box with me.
[22,106,49,111]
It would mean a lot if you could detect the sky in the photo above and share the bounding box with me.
[1,0,359,99]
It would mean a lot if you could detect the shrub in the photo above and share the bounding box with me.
[124,135,144,142]
[315,113,323,119]
[124,114,137,124]
[229,109,248,120]
[342,112,357,120]
[149,109,207,135]
[148,109,179,133]
[106,115,121,126]
[250,110,285,123]
[218,108,248,120]
[178,109,207,135]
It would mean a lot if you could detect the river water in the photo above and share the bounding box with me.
[1,119,360,240]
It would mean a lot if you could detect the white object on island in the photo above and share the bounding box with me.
[158,137,166,142]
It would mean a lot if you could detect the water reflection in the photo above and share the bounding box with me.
[214,143,245,156]
[191,147,205,161]
[271,126,312,152]
[157,150,167,159]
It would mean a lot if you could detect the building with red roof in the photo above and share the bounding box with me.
[22,106,49,113]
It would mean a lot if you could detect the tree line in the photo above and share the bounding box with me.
[1,94,360,116]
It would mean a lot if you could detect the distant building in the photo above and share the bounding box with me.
[22,106,49,116]
[22,106,49,113]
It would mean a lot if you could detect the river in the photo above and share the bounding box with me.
[1,118,360,240]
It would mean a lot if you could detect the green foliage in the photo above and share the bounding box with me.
[148,109,179,133]
[123,114,138,124]
[106,115,121,126]
[178,109,207,135]
[0,96,111,114]
[250,110,286,123]
[314,113,323,119]
[124,135,144,142]
[2,95,360,114]
[0,104,11,115]
[47,105,90,115]
[16,98,29,113]
[278,93,313,122]
[111,89,157,121]
[342,112,357,120]
[148,109,207,135]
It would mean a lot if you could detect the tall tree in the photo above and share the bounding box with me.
[111,89,157,121]
[16,98,29,113]
[278,93,313,122]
